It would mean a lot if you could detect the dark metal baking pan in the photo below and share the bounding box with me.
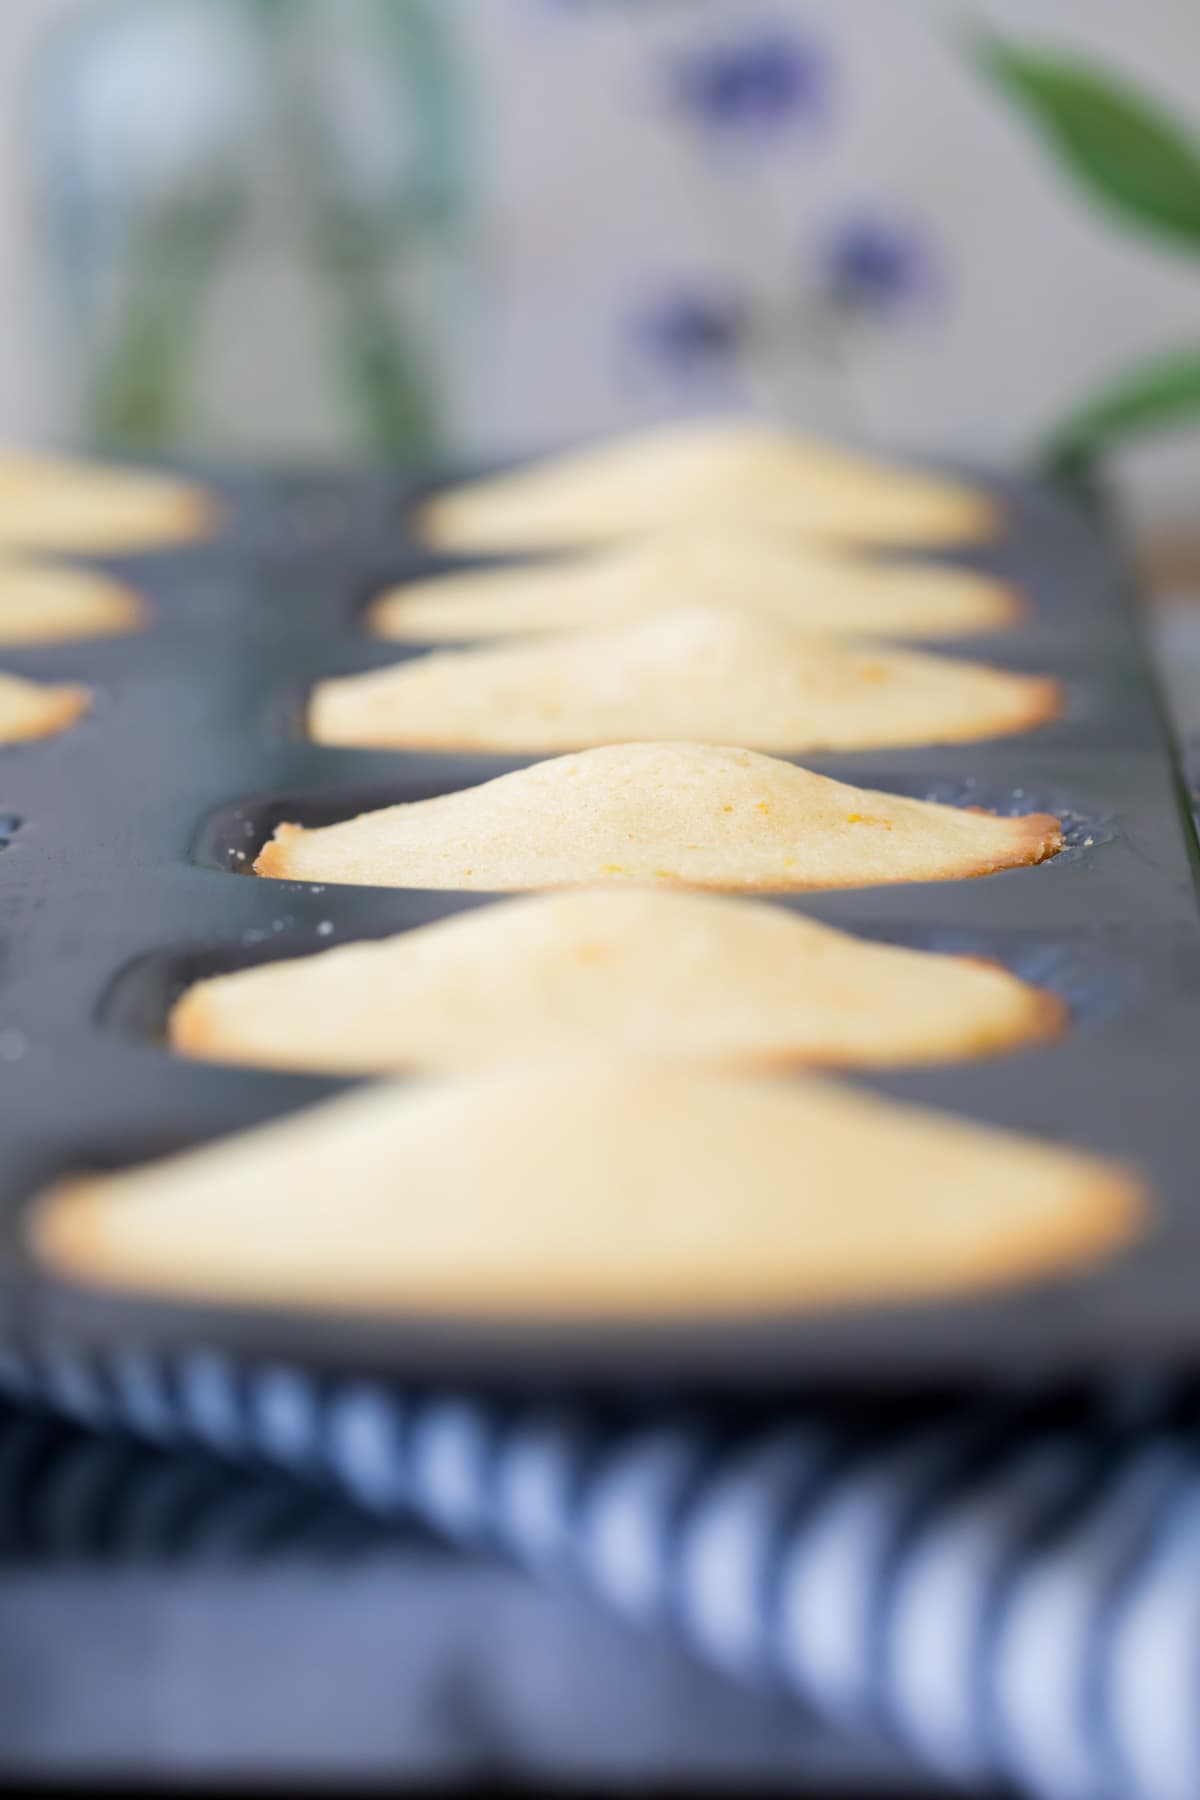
[1,463,1197,1389]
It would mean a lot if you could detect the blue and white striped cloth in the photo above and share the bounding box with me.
[1,1340,1199,1800]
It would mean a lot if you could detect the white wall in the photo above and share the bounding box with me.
[0,0,1195,520]
[0,0,93,438]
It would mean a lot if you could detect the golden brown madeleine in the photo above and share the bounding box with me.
[417,420,999,553]
[0,449,214,554]
[170,889,1064,1075]
[0,561,145,645]
[314,609,1061,754]
[31,1063,1145,1318]
[254,742,1062,892]
[371,529,1019,644]
[0,670,91,743]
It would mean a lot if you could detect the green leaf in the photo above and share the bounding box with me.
[367,0,474,235]
[89,194,240,448]
[1041,345,1200,472]
[979,39,1200,254]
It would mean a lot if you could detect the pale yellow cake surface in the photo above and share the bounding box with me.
[371,529,1018,644]
[0,449,214,553]
[30,1063,1145,1318]
[254,742,1062,892]
[0,670,90,743]
[0,562,145,644]
[314,608,1060,754]
[170,889,1064,1075]
[418,420,999,553]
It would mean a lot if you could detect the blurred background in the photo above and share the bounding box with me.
[0,0,1195,554]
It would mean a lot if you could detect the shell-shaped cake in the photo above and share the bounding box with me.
[31,1063,1143,1318]
[316,608,1058,753]
[171,889,1063,1075]
[0,669,90,743]
[0,449,214,553]
[255,742,1062,892]
[372,528,1018,644]
[417,420,999,552]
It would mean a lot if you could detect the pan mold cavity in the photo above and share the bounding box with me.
[918,780,1113,853]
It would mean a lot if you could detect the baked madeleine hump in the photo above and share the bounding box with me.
[372,528,1018,644]
[32,1063,1144,1318]
[418,420,999,552]
[0,670,90,743]
[171,888,1064,1074]
[0,562,144,645]
[0,449,214,553]
[256,742,1062,892]
[315,608,1059,753]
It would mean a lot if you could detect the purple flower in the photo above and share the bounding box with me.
[668,27,830,137]
[634,289,749,373]
[817,214,940,315]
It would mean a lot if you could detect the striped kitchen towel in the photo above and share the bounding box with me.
[0,1341,1198,1800]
